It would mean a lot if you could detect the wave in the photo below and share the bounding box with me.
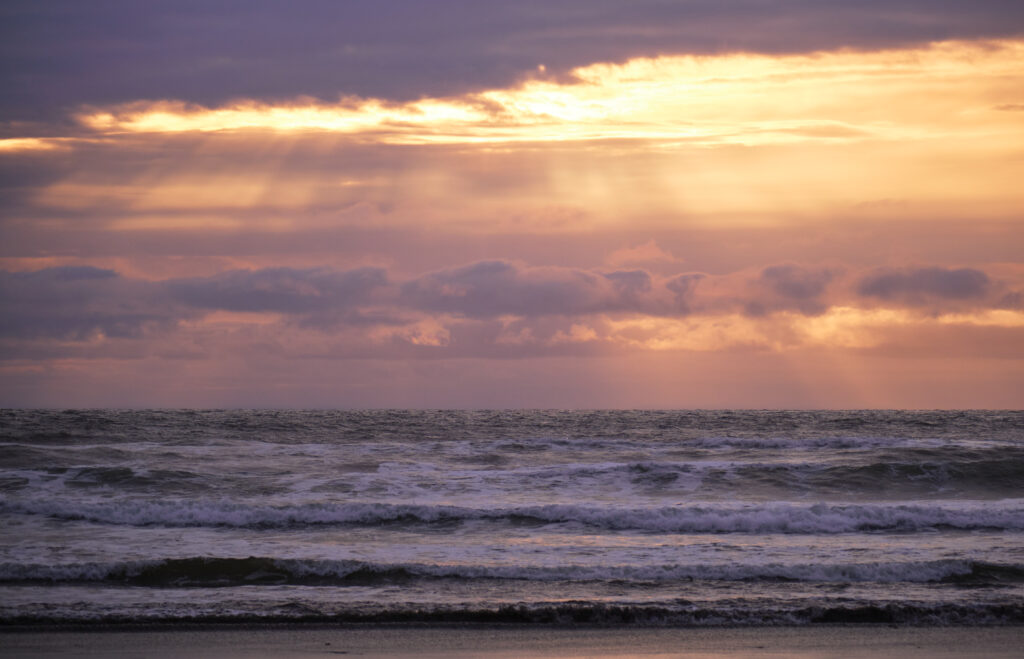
[4,499,1023,533]
[496,457,1024,496]
[679,436,950,450]
[712,458,1024,497]
[8,453,1023,502]
[3,556,1022,588]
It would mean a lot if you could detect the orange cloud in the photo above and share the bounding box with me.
[0,138,69,152]
[29,41,1016,236]
[75,40,1024,149]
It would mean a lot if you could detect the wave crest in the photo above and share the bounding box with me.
[4,499,1023,533]
[3,556,1022,587]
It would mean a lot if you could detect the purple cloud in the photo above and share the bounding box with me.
[857,267,990,303]
[3,1,1023,121]
[166,267,388,314]
[760,264,834,300]
[1,261,1015,364]
[401,260,638,317]
[665,273,705,313]
[0,267,176,340]
[0,265,394,343]
[603,269,652,294]
[744,264,836,316]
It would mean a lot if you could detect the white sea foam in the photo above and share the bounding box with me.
[3,410,1023,627]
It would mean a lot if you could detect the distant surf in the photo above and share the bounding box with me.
[2,409,1022,626]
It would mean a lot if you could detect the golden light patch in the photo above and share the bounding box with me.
[789,307,1024,349]
[0,137,67,152]
[603,315,776,352]
[573,307,1024,354]
[935,310,1024,327]
[794,307,915,349]
[79,99,491,140]
[54,39,1024,232]
[75,40,1024,149]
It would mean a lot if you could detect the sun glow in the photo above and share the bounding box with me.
[74,40,1024,148]
[583,306,1024,353]
[41,39,1023,230]
[81,99,491,137]
[0,137,69,152]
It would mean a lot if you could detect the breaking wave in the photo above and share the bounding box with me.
[3,556,1022,587]
[4,499,1023,533]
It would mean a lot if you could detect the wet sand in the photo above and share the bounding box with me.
[2,625,1022,658]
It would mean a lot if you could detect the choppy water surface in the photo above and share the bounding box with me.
[1,409,1022,625]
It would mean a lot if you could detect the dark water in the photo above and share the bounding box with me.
[1,409,1022,625]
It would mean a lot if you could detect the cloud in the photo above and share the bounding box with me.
[761,264,834,300]
[0,265,394,346]
[998,291,1024,310]
[166,267,388,314]
[400,260,653,318]
[4,1,1023,121]
[6,39,1023,257]
[665,273,706,313]
[603,269,652,294]
[165,266,394,331]
[3,261,1021,368]
[743,264,837,316]
[62,40,1024,154]
[0,266,177,340]
[857,267,991,304]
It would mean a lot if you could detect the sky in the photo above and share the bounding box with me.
[1,1,1023,409]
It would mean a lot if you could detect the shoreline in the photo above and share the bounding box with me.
[2,624,1023,658]
[4,619,1024,631]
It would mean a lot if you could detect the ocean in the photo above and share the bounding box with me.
[1,409,1022,626]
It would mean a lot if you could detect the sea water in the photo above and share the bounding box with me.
[1,409,1022,625]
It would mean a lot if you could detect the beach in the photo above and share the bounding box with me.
[3,625,1023,658]
[3,410,1022,657]
[5,1,1024,652]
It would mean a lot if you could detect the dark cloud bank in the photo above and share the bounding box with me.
[3,1,1023,121]
[1,262,1014,349]
[857,267,990,303]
